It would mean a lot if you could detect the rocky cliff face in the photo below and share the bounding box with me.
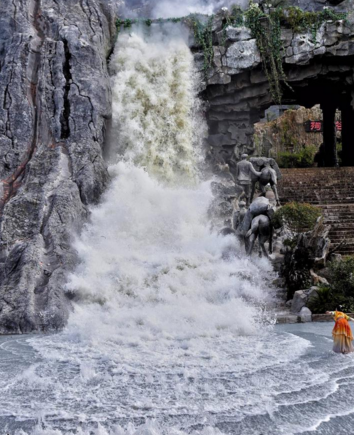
[0,0,117,333]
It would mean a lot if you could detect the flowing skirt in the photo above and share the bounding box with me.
[332,317,354,354]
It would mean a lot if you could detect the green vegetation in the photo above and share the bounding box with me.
[273,201,321,233]
[189,16,214,76]
[308,257,354,313]
[277,145,317,168]
[337,141,342,165]
[285,6,347,43]
[244,3,289,105]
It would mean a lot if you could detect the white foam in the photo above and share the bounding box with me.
[14,421,227,435]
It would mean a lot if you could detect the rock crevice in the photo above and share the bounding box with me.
[0,0,115,333]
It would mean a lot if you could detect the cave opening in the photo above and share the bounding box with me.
[204,56,354,171]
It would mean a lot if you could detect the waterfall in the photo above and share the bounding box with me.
[63,27,274,344]
[108,28,204,183]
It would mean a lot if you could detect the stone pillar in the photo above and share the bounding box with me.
[321,103,338,167]
[341,104,354,166]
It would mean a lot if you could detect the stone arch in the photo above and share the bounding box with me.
[200,19,354,169]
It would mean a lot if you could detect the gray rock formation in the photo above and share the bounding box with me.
[291,287,318,314]
[299,306,312,322]
[0,0,117,333]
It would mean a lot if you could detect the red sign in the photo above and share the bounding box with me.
[310,121,322,132]
[304,120,342,132]
[305,121,322,132]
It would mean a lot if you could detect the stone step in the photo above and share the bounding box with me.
[330,241,354,245]
[329,229,354,233]
[279,176,354,180]
[280,168,354,172]
[325,220,354,224]
[281,186,354,190]
[281,200,354,205]
[280,192,354,195]
[321,204,354,208]
[329,231,354,236]
[329,234,354,238]
[281,198,354,201]
[327,233,353,237]
[280,190,354,194]
[282,199,354,203]
[324,213,354,217]
[326,222,354,227]
[281,196,354,200]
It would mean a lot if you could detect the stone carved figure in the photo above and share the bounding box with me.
[235,154,261,206]
[251,160,281,206]
[236,196,275,257]
[245,215,273,257]
[237,196,272,236]
[232,200,247,231]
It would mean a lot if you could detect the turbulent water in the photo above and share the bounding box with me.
[2,27,354,435]
[2,324,354,434]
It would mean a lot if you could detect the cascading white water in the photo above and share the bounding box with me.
[107,28,204,183]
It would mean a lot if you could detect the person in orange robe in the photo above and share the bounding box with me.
[326,310,354,354]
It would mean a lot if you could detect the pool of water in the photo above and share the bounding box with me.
[1,322,353,435]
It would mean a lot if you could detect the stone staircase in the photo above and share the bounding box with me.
[278,167,354,255]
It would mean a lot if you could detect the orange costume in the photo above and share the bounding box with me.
[329,311,354,354]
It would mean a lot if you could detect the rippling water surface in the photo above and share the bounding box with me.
[1,323,354,434]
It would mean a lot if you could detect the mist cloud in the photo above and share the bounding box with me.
[119,0,250,18]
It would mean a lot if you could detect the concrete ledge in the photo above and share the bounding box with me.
[312,313,354,322]
[312,314,333,322]
[276,313,354,324]
[276,314,300,324]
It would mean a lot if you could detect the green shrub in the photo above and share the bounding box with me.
[329,256,354,298]
[273,202,321,233]
[277,145,317,168]
[337,141,342,166]
[307,285,334,314]
[308,257,354,313]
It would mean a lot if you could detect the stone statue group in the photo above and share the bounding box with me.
[231,154,281,258]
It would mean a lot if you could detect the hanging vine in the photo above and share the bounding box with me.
[245,3,287,104]
[188,16,214,77]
